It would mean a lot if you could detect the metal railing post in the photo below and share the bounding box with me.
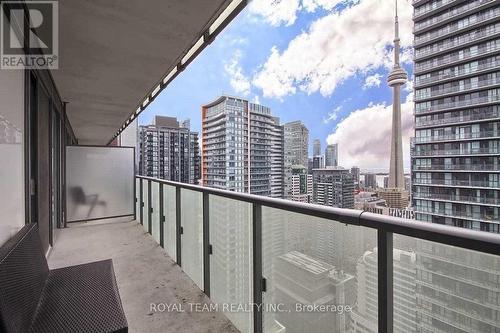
[378,229,393,333]
[148,180,152,234]
[134,177,137,221]
[176,186,182,266]
[253,203,263,333]
[203,192,210,297]
[139,179,143,225]
[159,183,164,248]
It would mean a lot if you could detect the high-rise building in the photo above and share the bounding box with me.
[412,0,500,232]
[351,248,417,333]
[313,139,321,157]
[351,166,361,190]
[201,96,283,196]
[410,2,500,333]
[312,155,324,169]
[270,117,285,198]
[325,143,339,167]
[308,157,314,174]
[284,121,309,168]
[289,165,313,203]
[274,251,355,333]
[312,167,354,209]
[139,116,200,183]
[364,173,378,189]
[377,187,409,210]
[284,121,309,199]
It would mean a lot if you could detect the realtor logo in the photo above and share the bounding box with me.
[1,1,58,69]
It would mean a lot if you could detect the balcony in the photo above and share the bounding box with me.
[415,94,500,114]
[414,24,500,60]
[48,219,238,333]
[415,77,500,101]
[413,164,500,172]
[413,178,499,188]
[414,42,500,74]
[415,109,500,128]
[413,147,500,156]
[414,6,500,46]
[2,1,500,332]
[413,192,500,205]
[413,0,462,20]
[132,176,500,333]
[414,130,500,143]
[413,0,496,33]
[415,208,498,223]
[415,59,500,88]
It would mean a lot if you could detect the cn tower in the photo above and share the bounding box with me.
[387,0,407,189]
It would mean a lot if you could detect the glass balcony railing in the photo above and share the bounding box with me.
[136,175,500,333]
[414,130,500,143]
[415,94,500,114]
[415,77,500,101]
[414,43,500,73]
[414,25,500,59]
[413,147,500,156]
[415,207,498,221]
[415,59,500,87]
[414,0,459,19]
[413,178,499,188]
[413,192,500,205]
[415,109,500,127]
[414,0,495,33]
[413,163,499,171]
[414,6,500,45]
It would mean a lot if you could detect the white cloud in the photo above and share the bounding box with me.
[363,73,383,89]
[323,105,342,124]
[302,0,346,12]
[224,50,251,96]
[248,0,345,27]
[253,95,261,104]
[326,95,414,170]
[252,0,413,98]
[404,79,414,93]
[248,0,301,27]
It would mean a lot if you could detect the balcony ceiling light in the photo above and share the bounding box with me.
[181,36,204,65]
[209,0,243,35]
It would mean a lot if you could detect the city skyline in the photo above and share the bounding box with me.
[138,0,415,172]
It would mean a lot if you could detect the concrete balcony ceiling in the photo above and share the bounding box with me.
[52,0,235,145]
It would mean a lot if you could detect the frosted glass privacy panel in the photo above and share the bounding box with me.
[66,146,134,222]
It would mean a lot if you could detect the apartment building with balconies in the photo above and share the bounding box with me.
[412,0,500,233]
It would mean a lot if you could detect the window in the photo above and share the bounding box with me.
[0,16,25,246]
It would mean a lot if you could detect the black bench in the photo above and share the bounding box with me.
[0,224,128,333]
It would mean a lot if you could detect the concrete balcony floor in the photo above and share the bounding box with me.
[48,219,239,333]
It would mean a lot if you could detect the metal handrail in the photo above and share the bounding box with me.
[136,175,500,255]
[136,175,500,333]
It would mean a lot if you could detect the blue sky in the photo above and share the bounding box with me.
[140,0,415,172]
